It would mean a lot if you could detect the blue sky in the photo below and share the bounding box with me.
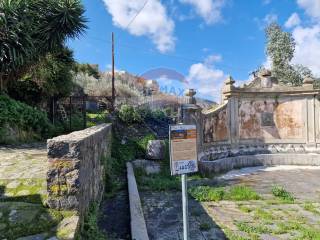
[68,0,320,101]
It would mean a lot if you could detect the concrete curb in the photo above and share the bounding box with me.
[127,162,149,240]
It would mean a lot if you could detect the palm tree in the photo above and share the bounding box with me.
[0,0,87,91]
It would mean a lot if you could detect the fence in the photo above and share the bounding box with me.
[49,94,187,132]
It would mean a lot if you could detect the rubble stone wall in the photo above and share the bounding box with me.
[46,124,112,223]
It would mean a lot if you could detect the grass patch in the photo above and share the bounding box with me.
[223,229,250,240]
[189,186,225,201]
[189,185,260,202]
[135,166,180,191]
[236,221,271,234]
[273,221,320,239]
[271,185,294,203]
[226,186,260,201]
[253,208,275,221]
[303,202,320,215]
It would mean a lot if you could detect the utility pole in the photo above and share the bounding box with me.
[111,32,115,111]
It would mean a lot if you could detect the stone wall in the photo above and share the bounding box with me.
[46,124,112,224]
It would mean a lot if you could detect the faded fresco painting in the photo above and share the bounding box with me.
[238,98,304,140]
[203,107,228,143]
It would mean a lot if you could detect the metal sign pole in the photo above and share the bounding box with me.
[181,173,189,240]
[170,124,197,240]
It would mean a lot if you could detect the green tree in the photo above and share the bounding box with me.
[7,47,76,105]
[265,22,313,86]
[0,0,86,90]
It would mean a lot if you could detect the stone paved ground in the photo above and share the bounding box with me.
[0,144,78,240]
[141,191,227,240]
[140,166,320,240]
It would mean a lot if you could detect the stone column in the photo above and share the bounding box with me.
[303,77,316,145]
[229,96,239,146]
[181,89,202,151]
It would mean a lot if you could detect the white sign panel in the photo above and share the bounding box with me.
[170,125,198,175]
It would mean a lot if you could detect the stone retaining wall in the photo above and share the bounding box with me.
[46,124,112,224]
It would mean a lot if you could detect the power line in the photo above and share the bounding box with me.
[125,0,149,29]
[87,35,252,72]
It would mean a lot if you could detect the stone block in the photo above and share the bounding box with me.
[146,140,166,160]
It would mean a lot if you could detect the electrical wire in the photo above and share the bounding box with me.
[125,0,149,29]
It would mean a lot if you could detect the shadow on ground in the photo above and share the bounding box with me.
[0,185,60,239]
[140,190,227,240]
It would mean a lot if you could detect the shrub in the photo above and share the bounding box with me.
[118,104,142,124]
[271,185,294,203]
[151,109,167,121]
[0,94,53,142]
[136,133,156,158]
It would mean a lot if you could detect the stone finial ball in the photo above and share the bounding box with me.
[259,69,272,77]
[303,77,314,84]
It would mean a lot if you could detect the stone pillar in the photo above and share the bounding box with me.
[303,77,314,90]
[228,96,239,146]
[181,89,202,151]
[222,76,235,103]
[259,69,272,88]
[306,96,316,144]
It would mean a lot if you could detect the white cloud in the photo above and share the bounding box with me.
[180,0,226,25]
[186,54,227,99]
[205,54,222,64]
[103,0,175,53]
[285,13,301,28]
[264,13,278,25]
[297,0,320,20]
[255,13,278,30]
[292,24,320,76]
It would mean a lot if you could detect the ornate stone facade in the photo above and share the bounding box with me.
[182,74,320,171]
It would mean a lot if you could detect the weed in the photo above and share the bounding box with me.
[238,204,253,213]
[271,185,294,203]
[303,202,320,215]
[253,208,274,221]
[199,222,211,231]
[189,186,225,202]
[223,229,250,240]
[79,203,106,240]
[236,221,271,234]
